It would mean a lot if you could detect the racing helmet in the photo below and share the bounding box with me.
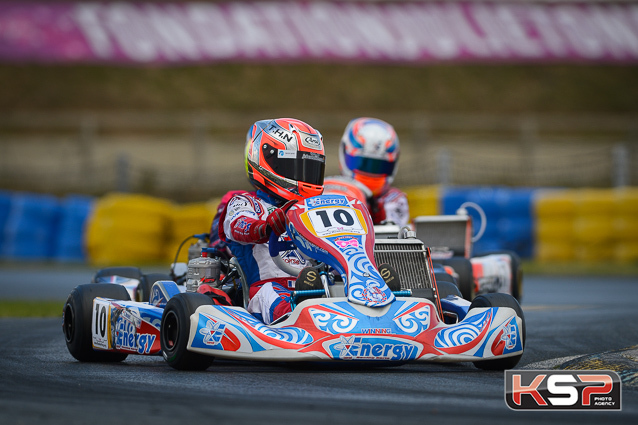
[245,118,325,203]
[339,117,400,197]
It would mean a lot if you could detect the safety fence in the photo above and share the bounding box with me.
[2,186,637,265]
[1,112,637,200]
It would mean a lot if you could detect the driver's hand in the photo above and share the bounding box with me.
[370,198,386,224]
[266,208,287,236]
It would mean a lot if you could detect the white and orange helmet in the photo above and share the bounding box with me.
[339,117,400,197]
[245,118,325,202]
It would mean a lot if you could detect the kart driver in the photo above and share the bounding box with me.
[324,117,409,227]
[216,118,325,325]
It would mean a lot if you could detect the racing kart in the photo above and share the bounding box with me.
[62,194,525,371]
[411,204,523,303]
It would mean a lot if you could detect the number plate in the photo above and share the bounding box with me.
[301,206,367,238]
[92,298,111,350]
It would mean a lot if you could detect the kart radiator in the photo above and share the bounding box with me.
[412,215,472,258]
[373,239,435,290]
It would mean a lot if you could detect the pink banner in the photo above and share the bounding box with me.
[1,1,638,64]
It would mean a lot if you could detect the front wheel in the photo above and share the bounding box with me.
[471,293,525,371]
[161,293,215,371]
[63,283,130,362]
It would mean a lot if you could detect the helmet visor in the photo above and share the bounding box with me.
[344,152,396,177]
[265,150,325,186]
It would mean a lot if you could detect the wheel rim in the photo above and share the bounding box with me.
[63,304,75,343]
[162,310,179,351]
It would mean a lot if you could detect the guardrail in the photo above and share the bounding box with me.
[1,112,636,200]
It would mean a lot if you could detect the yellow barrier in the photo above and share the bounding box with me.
[165,200,218,262]
[535,188,638,263]
[85,193,173,265]
[535,241,575,262]
[404,185,440,217]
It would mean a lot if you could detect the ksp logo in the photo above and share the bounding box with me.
[505,370,622,410]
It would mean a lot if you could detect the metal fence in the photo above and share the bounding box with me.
[0,111,636,201]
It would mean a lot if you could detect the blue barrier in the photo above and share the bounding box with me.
[1,192,61,260]
[54,195,94,262]
[441,186,535,259]
[0,191,11,249]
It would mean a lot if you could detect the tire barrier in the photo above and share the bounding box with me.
[85,193,173,265]
[404,185,439,218]
[441,187,534,259]
[1,192,60,260]
[54,195,94,262]
[0,190,11,250]
[0,187,636,264]
[534,188,638,263]
[165,201,217,263]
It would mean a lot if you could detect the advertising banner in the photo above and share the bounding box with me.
[1,1,638,64]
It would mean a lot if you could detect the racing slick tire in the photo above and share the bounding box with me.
[161,293,215,371]
[470,293,525,371]
[475,250,523,303]
[63,283,131,363]
[92,266,143,283]
[440,257,474,301]
[137,273,173,302]
[435,280,463,299]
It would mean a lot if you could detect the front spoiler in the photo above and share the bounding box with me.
[187,297,523,363]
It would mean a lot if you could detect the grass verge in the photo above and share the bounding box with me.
[0,300,65,318]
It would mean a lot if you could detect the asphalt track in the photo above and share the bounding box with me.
[0,267,637,424]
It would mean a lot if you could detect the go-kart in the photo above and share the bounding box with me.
[62,194,525,371]
[412,203,523,303]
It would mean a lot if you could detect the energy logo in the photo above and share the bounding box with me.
[332,335,418,361]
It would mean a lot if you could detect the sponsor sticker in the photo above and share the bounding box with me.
[330,336,418,361]
[302,206,366,238]
[301,134,322,150]
[278,149,297,159]
[266,124,295,145]
[505,370,622,410]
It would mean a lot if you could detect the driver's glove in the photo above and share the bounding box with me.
[266,208,287,236]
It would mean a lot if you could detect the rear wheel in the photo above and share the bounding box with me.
[440,257,474,301]
[63,283,130,362]
[161,293,215,371]
[92,266,142,282]
[137,273,173,302]
[471,293,525,370]
[436,280,463,299]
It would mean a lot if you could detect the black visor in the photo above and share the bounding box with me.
[264,147,325,186]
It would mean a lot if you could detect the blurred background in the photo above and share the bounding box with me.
[0,0,637,266]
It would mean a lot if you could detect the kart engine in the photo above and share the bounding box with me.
[185,255,221,292]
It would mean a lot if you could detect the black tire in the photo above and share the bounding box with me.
[434,271,455,285]
[475,250,523,303]
[440,257,474,301]
[436,280,463,299]
[470,293,525,371]
[63,283,131,362]
[137,273,173,302]
[92,266,142,282]
[161,293,215,371]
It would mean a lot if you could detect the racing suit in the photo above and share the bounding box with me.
[372,187,410,228]
[218,190,309,324]
[323,176,410,227]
